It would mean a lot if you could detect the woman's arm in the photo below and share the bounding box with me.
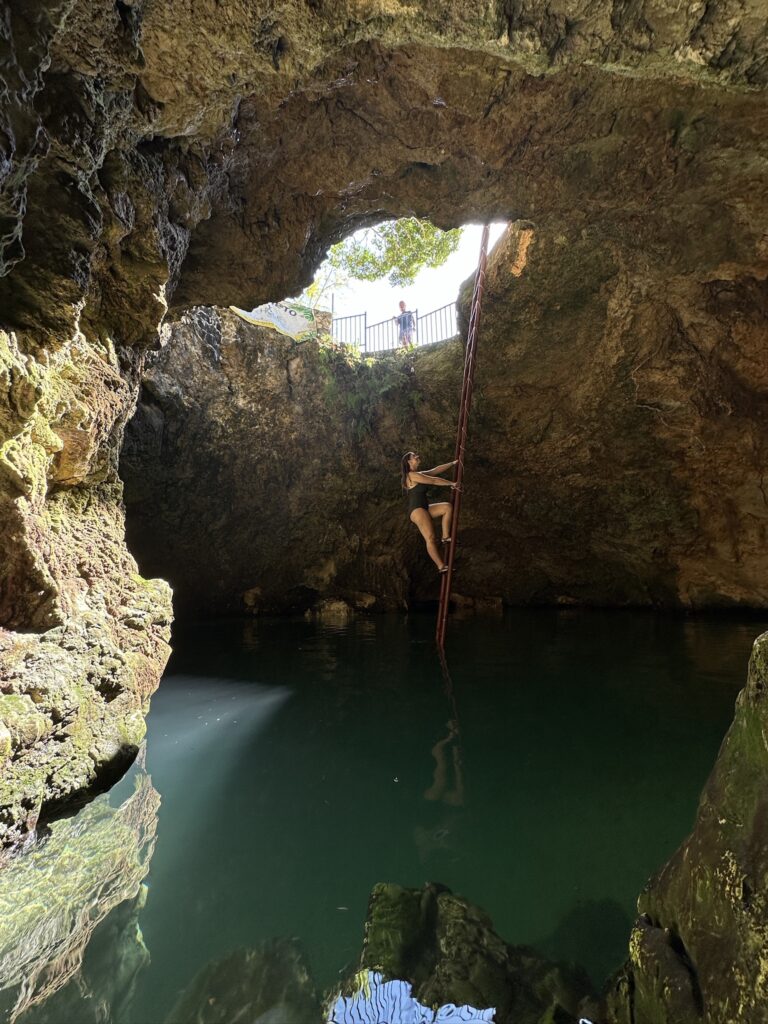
[409,472,456,487]
[423,460,458,476]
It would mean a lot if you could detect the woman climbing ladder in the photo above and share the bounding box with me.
[402,452,459,573]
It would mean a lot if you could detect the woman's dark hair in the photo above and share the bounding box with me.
[401,451,416,490]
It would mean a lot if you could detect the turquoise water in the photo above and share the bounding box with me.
[1,611,761,1022]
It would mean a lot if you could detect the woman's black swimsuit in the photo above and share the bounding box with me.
[407,482,430,514]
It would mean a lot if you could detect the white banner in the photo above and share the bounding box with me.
[229,302,317,341]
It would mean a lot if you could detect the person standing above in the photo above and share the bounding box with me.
[393,300,416,348]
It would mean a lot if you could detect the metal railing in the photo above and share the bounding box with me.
[331,302,458,354]
[331,311,367,347]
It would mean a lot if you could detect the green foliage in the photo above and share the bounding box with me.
[316,341,421,441]
[328,218,462,288]
[299,262,349,310]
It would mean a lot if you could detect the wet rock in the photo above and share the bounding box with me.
[605,629,768,1024]
[330,882,594,1024]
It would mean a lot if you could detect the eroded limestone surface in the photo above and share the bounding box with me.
[0,328,170,845]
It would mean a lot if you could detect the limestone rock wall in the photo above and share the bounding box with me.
[0,326,171,845]
[122,307,450,614]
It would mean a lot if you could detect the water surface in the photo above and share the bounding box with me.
[2,610,761,1023]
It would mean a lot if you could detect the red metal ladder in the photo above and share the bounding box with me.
[435,224,491,651]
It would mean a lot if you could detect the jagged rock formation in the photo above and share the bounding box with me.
[604,629,768,1024]
[328,882,593,1024]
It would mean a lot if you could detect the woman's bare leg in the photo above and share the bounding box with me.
[429,501,452,541]
[411,509,445,570]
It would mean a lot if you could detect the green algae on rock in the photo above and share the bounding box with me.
[0,326,171,846]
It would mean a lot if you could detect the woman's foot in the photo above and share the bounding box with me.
[438,565,449,574]
[441,536,451,544]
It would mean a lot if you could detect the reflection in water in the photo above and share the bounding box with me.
[0,611,760,1022]
[415,655,466,865]
[427,657,465,808]
[328,971,495,1023]
[165,941,320,1024]
[0,764,158,1023]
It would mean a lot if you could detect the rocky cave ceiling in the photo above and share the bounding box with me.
[3,3,767,344]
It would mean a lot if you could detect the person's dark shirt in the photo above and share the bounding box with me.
[396,310,415,335]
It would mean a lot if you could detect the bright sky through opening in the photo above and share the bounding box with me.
[315,221,508,326]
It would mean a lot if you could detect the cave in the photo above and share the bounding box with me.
[1,3,768,1022]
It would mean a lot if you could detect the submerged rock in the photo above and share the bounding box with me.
[0,768,158,1022]
[329,882,594,1024]
[164,941,321,1024]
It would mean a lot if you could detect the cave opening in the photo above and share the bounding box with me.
[120,212,528,619]
[3,8,768,1020]
[223,216,509,354]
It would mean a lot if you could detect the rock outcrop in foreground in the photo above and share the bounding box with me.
[329,882,594,1024]
[607,629,768,1024]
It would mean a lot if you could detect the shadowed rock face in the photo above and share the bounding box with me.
[605,629,768,1024]
[122,308,445,614]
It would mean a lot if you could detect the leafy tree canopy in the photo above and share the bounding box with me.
[328,218,462,288]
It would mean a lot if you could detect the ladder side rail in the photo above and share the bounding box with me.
[437,277,481,631]
[436,225,490,649]
[437,232,487,642]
